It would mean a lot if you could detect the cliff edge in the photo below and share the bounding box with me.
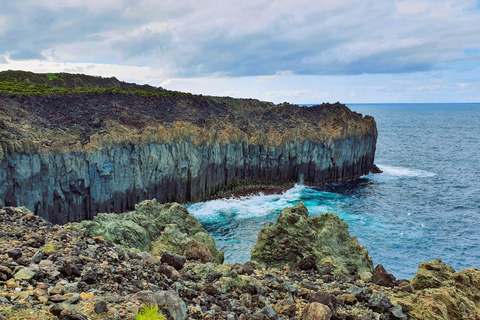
[0,70,377,223]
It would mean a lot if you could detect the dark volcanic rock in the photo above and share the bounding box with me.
[372,264,397,287]
[161,251,186,270]
[0,75,378,224]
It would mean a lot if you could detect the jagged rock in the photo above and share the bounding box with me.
[372,264,396,287]
[183,240,212,263]
[14,266,37,281]
[250,202,373,275]
[367,293,393,313]
[390,305,407,320]
[310,292,337,315]
[410,258,455,290]
[389,259,480,320]
[161,251,186,270]
[67,200,224,264]
[259,304,279,320]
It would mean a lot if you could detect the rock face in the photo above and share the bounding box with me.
[65,199,224,264]
[250,202,373,275]
[389,259,480,320]
[0,72,377,223]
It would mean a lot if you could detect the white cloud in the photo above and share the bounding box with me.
[1,0,479,102]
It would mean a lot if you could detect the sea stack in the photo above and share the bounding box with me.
[0,71,377,223]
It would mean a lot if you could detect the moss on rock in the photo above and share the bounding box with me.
[250,202,373,275]
[389,259,480,320]
[66,199,224,264]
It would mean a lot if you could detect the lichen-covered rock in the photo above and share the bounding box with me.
[410,258,455,290]
[389,259,480,320]
[66,199,224,263]
[250,202,373,275]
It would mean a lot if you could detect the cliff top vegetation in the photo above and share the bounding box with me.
[0,70,376,158]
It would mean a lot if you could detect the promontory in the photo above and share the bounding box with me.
[0,70,377,223]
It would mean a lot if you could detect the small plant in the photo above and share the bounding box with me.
[42,244,56,252]
[135,304,165,320]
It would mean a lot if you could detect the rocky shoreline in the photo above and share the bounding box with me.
[1,204,479,320]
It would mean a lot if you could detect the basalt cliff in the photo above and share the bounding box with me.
[0,71,377,224]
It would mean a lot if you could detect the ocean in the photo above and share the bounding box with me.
[186,103,480,279]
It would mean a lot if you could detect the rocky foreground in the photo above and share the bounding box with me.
[1,203,480,320]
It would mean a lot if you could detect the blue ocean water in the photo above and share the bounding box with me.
[187,103,480,279]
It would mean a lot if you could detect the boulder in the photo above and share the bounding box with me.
[371,264,396,287]
[250,202,373,275]
[66,199,224,263]
[410,258,455,290]
[389,259,480,320]
[302,302,332,320]
[161,251,186,270]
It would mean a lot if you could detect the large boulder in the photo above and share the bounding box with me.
[389,259,480,320]
[66,199,224,263]
[250,202,373,276]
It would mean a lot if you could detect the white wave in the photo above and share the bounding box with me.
[377,165,435,178]
[187,184,305,221]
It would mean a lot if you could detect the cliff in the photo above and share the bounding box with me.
[0,70,377,224]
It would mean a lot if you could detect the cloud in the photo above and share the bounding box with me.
[1,0,480,101]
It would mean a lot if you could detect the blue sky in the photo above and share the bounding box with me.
[1,0,479,103]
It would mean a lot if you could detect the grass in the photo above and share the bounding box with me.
[42,244,56,252]
[0,81,193,97]
[135,304,165,320]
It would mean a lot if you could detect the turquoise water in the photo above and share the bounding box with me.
[187,103,480,279]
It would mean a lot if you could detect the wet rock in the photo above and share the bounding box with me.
[302,302,332,320]
[372,264,396,287]
[370,164,383,174]
[161,251,186,270]
[251,202,373,276]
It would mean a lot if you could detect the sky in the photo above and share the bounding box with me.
[1,0,480,104]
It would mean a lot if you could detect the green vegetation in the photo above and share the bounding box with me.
[0,80,193,97]
[135,304,165,320]
[42,244,56,252]
[46,73,63,81]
